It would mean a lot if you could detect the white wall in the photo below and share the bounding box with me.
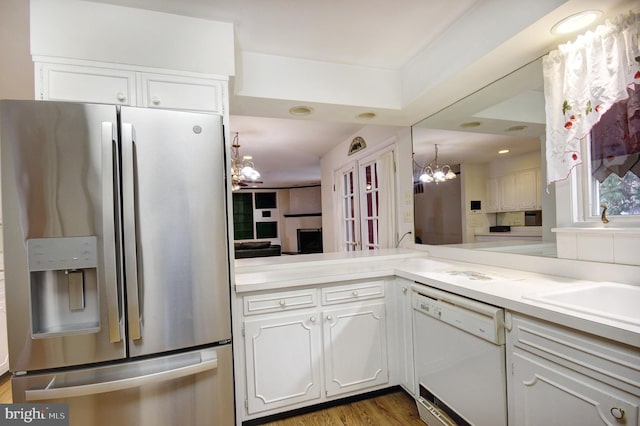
[320,125,412,252]
[30,0,235,76]
[461,163,491,242]
[0,0,34,100]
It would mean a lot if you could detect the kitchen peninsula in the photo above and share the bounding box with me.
[232,248,640,425]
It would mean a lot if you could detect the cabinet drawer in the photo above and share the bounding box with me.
[509,314,640,394]
[244,289,317,316]
[138,73,224,113]
[39,63,136,105]
[321,281,385,305]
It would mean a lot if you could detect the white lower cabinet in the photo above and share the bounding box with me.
[395,278,415,395]
[507,313,640,426]
[241,280,389,418]
[323,302,388,397]
[244,311,322,414]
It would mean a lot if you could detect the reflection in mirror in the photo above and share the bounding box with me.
[411,57,557,255]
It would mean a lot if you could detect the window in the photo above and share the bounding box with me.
[232,191,278,240]
[585,85,640,218]
[232,192,254,240]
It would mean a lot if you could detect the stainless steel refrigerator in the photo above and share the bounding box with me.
[0,100,234,425]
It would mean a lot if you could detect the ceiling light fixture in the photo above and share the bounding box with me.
[551,10,602,35]
[506,125,528,132]
[230,132,261,191]
[498,149,510,154]
[357,112,377,120]
[289,106,314,116]
[460,121,482,128]
[419,144,456,183]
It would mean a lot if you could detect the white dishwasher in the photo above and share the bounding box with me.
[412,283,507,426]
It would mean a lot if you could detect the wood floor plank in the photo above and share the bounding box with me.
[261,390,424,426]
[0,374,12,403]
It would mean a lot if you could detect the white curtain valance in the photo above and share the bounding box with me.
[543,11,640,186]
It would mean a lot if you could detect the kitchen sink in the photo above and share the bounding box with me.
[524,283,640,326]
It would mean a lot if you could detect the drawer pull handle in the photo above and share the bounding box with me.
[151,97,161,105]
[309,316,316,323]
[352,291,358,297]
[279,300,286,307]
[116,92,126,102]
[611,407,625,420]
[326,315,333,321]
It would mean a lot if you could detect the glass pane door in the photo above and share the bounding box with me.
[340,165,360,251]
[360,160,380,250]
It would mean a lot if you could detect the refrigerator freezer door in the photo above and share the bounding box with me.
[11,345,234,425]
[0,100,125,372]
[120,107,230,357]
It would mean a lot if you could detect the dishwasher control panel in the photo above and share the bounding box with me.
[412,285,505,345]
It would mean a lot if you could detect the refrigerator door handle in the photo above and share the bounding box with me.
[102,122,122,343]
[24,350,219,401]
[121,122,142,341]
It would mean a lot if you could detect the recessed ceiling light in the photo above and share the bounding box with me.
[460,121,481,128]
[551,10,602,35]
[506,125,528,132]
[357,112,377,120]
[289,106,314,116]
[498,149,510,154]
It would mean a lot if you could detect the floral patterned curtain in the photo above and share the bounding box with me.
[543,11,640,187]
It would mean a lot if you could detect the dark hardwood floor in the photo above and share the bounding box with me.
[0,374,422,425]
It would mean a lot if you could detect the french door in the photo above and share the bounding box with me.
[335,148,394,252]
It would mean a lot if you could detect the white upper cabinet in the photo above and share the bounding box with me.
[37,62,136,105]
[138,73,224,114]
[36,61,227,115]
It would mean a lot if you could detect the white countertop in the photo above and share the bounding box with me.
[234,249,640,348]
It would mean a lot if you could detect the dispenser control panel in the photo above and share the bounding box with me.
[27,236,98,271]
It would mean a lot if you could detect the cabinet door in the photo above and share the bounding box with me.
[499,174,517,211]
[323,302,388,397]
[138,73,224,113]
[37,63,136,105]
[485,178,500,212]
[510,350,639,426]
[244,312,321,414]
[516,169,537,210]
[396,281,415,395]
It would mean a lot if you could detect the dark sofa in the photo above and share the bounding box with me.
[234,241,282,259]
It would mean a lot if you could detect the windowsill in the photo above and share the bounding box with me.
[552,227,640,234]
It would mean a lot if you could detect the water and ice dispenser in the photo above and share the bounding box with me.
[27,236,100,338]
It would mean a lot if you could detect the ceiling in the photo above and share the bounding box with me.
[88,0,638,187]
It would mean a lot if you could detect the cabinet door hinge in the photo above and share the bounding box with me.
[511,362,515,375]
[244,399,248,409]
[241,323,245,337]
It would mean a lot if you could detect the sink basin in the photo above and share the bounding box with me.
[524,283,640,326]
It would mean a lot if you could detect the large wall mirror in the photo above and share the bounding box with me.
[411,57,558,257]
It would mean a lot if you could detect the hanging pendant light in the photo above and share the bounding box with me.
[419,144,456,183]
[231,132,261,191]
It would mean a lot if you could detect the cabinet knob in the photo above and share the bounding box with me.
[402,287,408,294]
[352,291,358,297]
[116,92,126,102]
[309,316,316,323]
[610,407,625,420]
[326,315,333,321]
[151,96,161,105]
[279,300,286,307]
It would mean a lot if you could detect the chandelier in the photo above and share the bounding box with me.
[419,144,456,183]
[231,132,261,191]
